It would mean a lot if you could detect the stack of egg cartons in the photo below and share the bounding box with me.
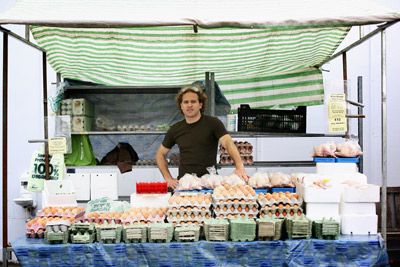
[60,99,72,115]
[70,98,94,132]
[340,183,380,235]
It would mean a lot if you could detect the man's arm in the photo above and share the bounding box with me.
[156,144,178,189]
[219,134,249,181]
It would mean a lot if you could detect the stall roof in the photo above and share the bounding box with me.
[0,0,399,27]
[1,0,399,109]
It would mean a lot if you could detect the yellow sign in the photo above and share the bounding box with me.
[49,137,67,155]
[328,93,347,133]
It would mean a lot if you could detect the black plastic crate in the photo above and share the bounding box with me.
[237,104,306,133]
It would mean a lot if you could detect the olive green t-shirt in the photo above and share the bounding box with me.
[162,115,228,178]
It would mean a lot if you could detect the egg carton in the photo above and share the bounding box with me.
[37,208,85,219]
[260,207,303,218]
[70,222,96,243]
[230,218,257,242]
[262,203,301,210]
[122,224,148,243]
[148,223,174,243]
[204,219,230,241]
[96,223,123,243]
[312,218,340,240]
[44,221,71,244]
[286,216,312,239]
[168,206,211,213]
[256,218,283,241]
[174,225,201,242]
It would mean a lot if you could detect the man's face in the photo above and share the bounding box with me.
[180,91,203,119]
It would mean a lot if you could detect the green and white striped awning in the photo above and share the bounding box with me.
[31,25,349,109]
[2,0,397,109]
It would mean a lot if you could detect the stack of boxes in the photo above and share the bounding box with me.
[61,98,94,132]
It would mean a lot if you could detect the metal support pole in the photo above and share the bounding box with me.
[2,31,9,258]
[210,72,215,116]
[357,76,364,173]
[380,30,387,247]
[42,52,50,179]
[342,52,349,138]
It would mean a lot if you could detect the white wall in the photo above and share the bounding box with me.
[0,0,399,262]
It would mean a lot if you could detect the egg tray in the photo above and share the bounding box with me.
[37,209,85,219]
[214,209,258,217]
[261,203,301,210]
[260,207,303,218]
[204,219,230,241]
[286,217,312,239]
[83,218,122,224]
[213,203,259,213]
[215,213,257,220]
[26,229,45,239]
[70,222,96,244]
[167,214,211,224]
[148,223,174,243]
[312,219,340,240]
[256,218,283,241]
[174,225,201,242]
[229,218,257,242]
[212,195,256,203]
[168,202,212,209]
[170,192,212,207]
[119,215,166,224]
[123,224,148,243]
[96,224,123,243]
[167,209,211,217]
[257,196,303,208]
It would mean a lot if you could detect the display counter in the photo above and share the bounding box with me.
[12,235,388,267]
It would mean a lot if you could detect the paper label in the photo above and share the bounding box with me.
[49,137,67,155]
[328,93,347,133]
[86,197,112,213]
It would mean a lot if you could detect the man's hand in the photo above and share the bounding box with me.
[165,177,179,190]
[235,168,249,182]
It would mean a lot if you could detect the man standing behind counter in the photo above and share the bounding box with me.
[156,85,249,190]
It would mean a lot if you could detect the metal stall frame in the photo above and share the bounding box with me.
[0,20,399,265]
[1,26,48,267]
[318,21,398,246]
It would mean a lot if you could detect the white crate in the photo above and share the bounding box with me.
[42,180,77,207]
[65,173,90,201]
[130,193,171,208]
[305,203,339,220]
[90,173,118,200]
[300,184,342,203]
[341,214,378,235]
[339,202,376,215]
[316,163,358,174]
[342,184,380,202]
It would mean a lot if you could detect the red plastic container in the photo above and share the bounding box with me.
[136,182,168,194]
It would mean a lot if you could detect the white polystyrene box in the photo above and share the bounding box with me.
[90,173,118,200]
[298,172,367,186]
[339,202,376,215]
[341,214,378,235]
[316,163,358,174]
[65,173,90,201]
[305,203,339,220]
[300,184,342,203]
[342,184,380,202]
[130,193,171,208]
[42,180,77,207]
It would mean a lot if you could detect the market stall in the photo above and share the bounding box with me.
[1,0,400,266]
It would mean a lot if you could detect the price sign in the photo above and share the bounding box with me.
[328,93,347,133]
[49,137,67,155]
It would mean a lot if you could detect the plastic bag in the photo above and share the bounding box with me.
[64,135,96,166]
